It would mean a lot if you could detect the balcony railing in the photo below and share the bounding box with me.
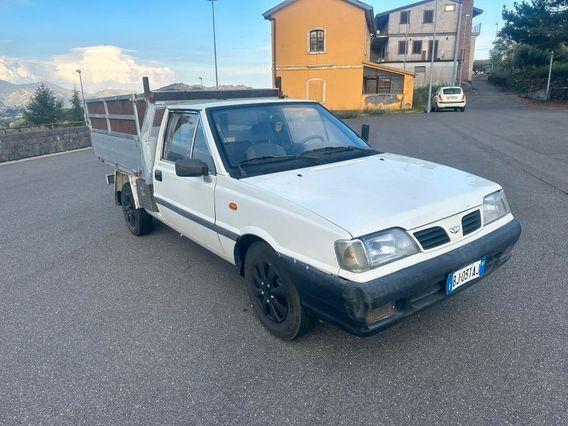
[472,23,482,35]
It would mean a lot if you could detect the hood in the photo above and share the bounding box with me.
[243,154,500,237]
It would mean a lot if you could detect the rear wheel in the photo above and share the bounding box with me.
[245,241,315,340]
[460,107,466,112]
[120,183,153,236]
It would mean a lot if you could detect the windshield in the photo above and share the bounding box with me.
[207,102,376,177]
[442,88,463,95]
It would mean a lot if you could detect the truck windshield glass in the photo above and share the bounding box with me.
[208,103,375,177]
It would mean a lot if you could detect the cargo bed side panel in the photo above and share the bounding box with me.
[91,130,144,174]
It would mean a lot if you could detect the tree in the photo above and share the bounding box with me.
[23,84,64,125]
[67,87,85,123]
[500,0,568,51]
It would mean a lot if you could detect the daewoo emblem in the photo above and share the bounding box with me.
[449,225,461,234]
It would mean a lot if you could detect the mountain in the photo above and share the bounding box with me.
[157,83,253,92]
[0,79,75,109]
[89,88,134,98]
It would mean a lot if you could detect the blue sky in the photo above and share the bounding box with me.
[0,0,514,91]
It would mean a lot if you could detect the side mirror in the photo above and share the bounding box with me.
[175,158,209,177]
[360,124,370,143]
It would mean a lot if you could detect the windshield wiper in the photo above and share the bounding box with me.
[237,155,310,167]
[300,146,374,156]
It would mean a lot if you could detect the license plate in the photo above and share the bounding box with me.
[446,257,486,294]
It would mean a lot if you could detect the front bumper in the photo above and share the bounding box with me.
[281,219,521,336]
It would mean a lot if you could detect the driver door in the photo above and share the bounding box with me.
[153,110,223,256]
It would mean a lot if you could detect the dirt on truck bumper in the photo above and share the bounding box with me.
[281,219,522,337]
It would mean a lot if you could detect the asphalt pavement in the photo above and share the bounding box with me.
[0,81,566,424]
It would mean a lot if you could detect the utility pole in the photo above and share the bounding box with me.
[208,0,219,90]
[426,0,438,113]
[452,2,463,85]
[75,69,88,125]
[199,77,204,87]
[546,51,554,101]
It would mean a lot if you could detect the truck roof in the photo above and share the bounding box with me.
[168,98,316,111]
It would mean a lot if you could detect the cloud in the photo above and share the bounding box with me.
[53,45,175,91]
[0,56,38,83]
[0,45,176,91]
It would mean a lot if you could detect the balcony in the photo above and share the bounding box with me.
[472,23,482,35]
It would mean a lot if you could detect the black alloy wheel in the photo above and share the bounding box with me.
[120,183,154,236]
[245,241,315,340]
[252,261,289,323]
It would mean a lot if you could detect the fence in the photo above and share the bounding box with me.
[0,121,86,136]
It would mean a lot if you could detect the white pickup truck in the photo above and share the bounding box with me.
[88,79,521,340]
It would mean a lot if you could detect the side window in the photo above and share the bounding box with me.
[162,112,198,162]
[192,121,216,174]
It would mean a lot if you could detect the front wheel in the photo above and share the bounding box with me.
[460,107,466,112]
[120,183,154,236]
[245,242,315,340]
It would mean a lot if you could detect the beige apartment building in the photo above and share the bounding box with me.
[372,0,482,87]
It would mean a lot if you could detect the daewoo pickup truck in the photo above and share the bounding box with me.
[88,78,521,340]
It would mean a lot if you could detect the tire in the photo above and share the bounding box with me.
[245,241,315,340]
[120,183,154,236]
[461,107,466,112]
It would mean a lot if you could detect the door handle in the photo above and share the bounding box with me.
[154,169,162,181]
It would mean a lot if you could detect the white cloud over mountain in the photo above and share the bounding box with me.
[0,45,176,91]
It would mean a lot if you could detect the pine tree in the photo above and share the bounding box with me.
[22,84,64,125]
[68,87,85,123]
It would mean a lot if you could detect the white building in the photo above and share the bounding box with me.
[371,0,482,87]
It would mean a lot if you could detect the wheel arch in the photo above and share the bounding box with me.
[234,234,270,277]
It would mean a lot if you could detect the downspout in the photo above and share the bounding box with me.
[270,18,277,90]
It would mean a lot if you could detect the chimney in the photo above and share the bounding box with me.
[459,0,474,84]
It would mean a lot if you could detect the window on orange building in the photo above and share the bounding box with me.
[309,29,325,53]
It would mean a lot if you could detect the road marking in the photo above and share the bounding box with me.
[0,147,92,166]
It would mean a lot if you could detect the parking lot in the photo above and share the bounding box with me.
[1,81,566,423]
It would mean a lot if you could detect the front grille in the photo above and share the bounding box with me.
[413,227,450,250]
[462,210,482,235]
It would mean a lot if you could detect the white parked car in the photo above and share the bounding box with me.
[88,82,520,340]
[432,86,466,111]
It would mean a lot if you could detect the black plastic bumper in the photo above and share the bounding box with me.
[280,219,522,337]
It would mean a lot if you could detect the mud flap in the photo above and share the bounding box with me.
[128,175,159,212]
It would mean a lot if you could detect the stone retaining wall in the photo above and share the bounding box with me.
[0,126,91,163]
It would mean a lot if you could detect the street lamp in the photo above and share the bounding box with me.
[208,0,219,90]
[199,77,204,87]
[75,69,88,125]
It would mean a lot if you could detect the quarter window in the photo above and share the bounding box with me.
[423,10,434,23]
[162,112,198,162]
[309,29,325,53]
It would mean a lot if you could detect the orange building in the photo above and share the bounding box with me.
[263,0,415,111]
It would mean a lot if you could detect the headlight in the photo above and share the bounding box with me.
[483,190,510,225]
[335,228,419,273]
